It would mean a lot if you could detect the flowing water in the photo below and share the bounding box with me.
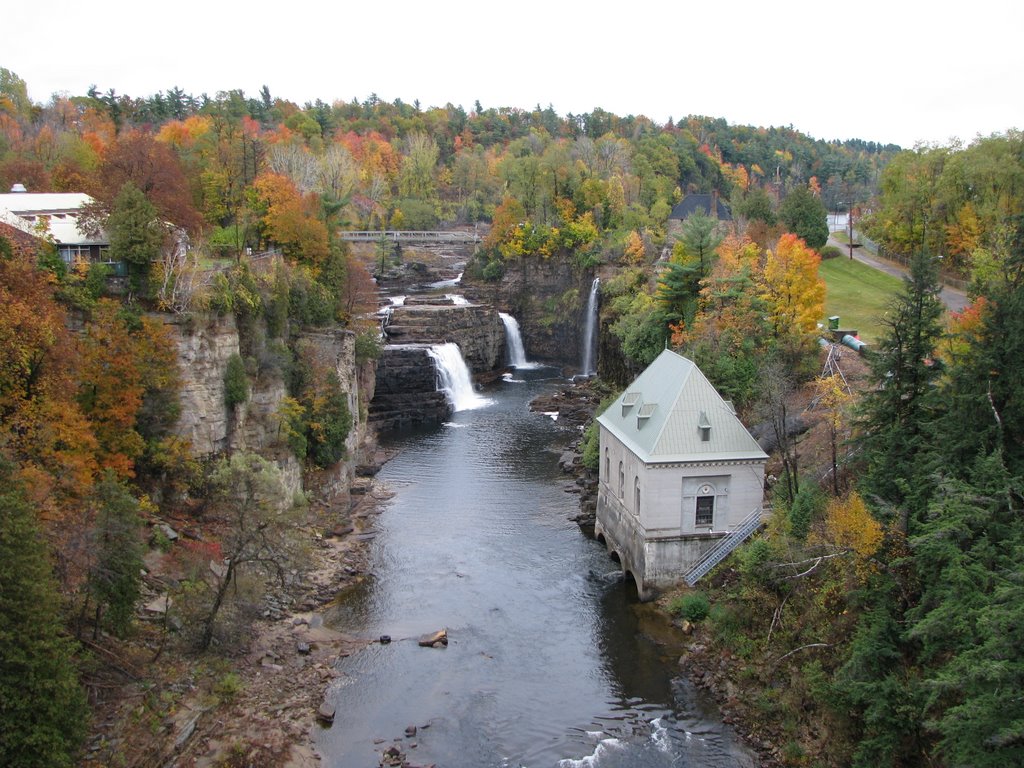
[427,343,493,412]
[498,313,541,370]
[316,367,755,768]
[581,278,600,376]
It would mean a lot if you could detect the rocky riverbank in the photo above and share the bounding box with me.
[80,449,402,768]
[528,379,601,530]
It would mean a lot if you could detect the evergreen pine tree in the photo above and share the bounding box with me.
[940,278,1024,476]
[89,472,143,638]
[0,468,88,767]
[107,181,164,299]
[858,250,945,515]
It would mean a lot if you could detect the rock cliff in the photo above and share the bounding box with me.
[369,344,450,431]
[382,298,505,374]
[462,258,594,372]
[166,313,374,504]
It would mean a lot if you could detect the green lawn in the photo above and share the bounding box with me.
[819,256,904,342]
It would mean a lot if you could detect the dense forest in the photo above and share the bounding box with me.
[2,62,1023,767]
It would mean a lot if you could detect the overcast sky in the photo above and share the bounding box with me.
[6,0,1021,149]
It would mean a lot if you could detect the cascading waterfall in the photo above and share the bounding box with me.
[498,312,536,369]
[428,343,492,412]
[580,277,600,376]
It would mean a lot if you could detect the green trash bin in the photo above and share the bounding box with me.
[828,316,840,331]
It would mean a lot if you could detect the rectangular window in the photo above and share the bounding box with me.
[696,495,714,527]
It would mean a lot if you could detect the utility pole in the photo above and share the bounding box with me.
[848,204,855,260]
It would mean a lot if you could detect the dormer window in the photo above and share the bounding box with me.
[621,391,640,415]
[698,411,712,442]
[637,402,656,428]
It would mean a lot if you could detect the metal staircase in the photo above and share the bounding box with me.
[684,508,765,586]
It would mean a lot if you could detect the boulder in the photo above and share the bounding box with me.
[317,699,336,724]
[417,629,448,648]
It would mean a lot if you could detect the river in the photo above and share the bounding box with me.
[316,366,756,768]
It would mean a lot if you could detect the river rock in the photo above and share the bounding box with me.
[417,629,448,648]
[317,700,336,723]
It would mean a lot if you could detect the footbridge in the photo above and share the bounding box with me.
[339,230,481,244]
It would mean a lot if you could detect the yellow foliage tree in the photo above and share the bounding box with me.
[623,230,646,265]
[759,233,825,359]
[824,491,883,563]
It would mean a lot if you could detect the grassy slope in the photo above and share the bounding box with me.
[819,256,904,342]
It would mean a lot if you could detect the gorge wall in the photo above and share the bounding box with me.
[369,344,451,432]
[462,257,595,372]
[382,298,505,374]
[166,313,375,504]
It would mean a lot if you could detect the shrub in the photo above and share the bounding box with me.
[308,386,352,468]
[354,330,382,363]
[224,354,249,409]
[212,671,243,704]
[820,245,843,260]
[581,422,599,471]
[481,258,505,281]
[670,591,711,622]
[788,481,826,541]
[739,537,778,587]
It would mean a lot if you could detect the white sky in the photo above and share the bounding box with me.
[6,0,1021,149]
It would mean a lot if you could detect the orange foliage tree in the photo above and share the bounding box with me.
[0,242,98,504]
[249,172,328,263]
[77,300,181,480]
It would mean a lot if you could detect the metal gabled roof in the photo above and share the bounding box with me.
[597,349,767,464]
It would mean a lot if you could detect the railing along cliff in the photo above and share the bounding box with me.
[339,231,481,244]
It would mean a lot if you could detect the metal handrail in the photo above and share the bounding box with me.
[684,508,764,586]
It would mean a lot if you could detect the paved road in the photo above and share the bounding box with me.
[827,234,970,313]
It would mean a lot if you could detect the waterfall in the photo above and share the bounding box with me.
[581,277,600,376]
[428,343,492,412]
[498,312,535,369]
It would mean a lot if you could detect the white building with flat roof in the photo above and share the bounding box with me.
[0,190,112,267]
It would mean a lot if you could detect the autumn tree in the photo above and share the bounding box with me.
[195,452,302,650]
[248,172,328,263]
[397,132,439,200]
[676,234,768,408]
[93,130,202,233]
[0,245,97,520]
[77,300,181,481]
[814,373,854,496]
[758,233,825,365]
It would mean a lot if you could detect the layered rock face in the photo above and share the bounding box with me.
[166,313,373,504]
[369,344,450,432]
[462,259,594,371]
[170,313,240,456]
[382,298,505,373]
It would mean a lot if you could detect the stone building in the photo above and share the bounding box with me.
[595,350,767,599]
